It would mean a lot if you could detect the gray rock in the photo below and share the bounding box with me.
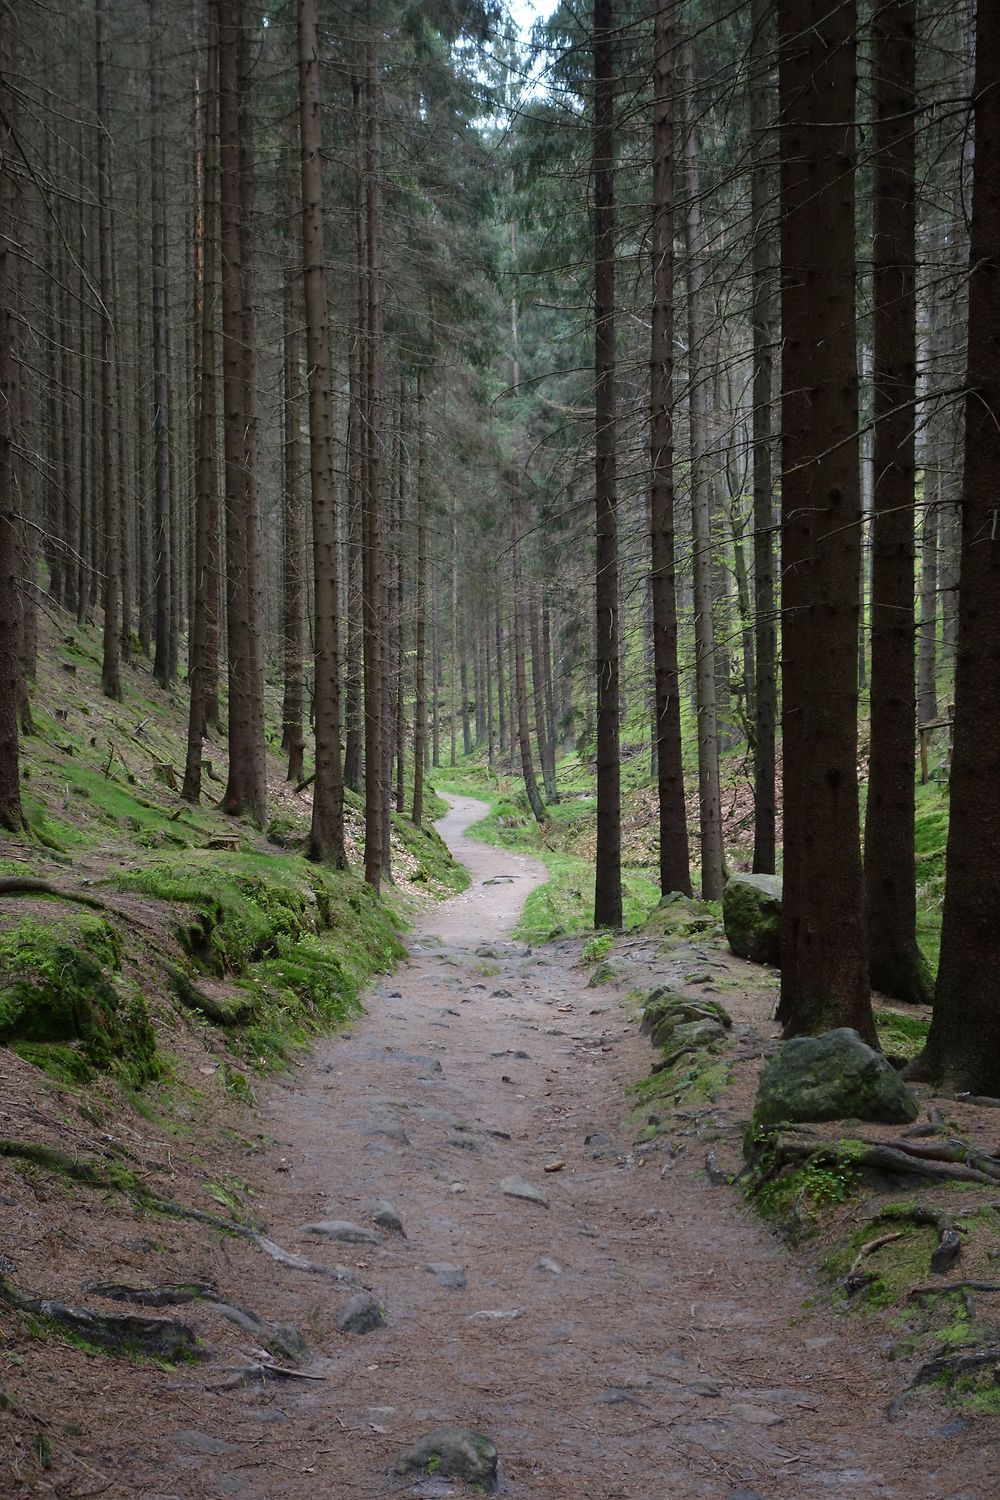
[337,1291,386,1334]
[537,1257,563,1275]
[587,955,633,988]
[364,1199,406,1237]
[448,1136,478,1152]
[212,1304,306,1363]
[641,989,732,1050]
[751,1028,919,1130]
[726,1491,766,1500]
[169,1430,238,1456]
[393,1428,498,1492]
[425,1262,467,1290]
[362,1120,411,1146]
[500,1175,549,1208]
[723,873,782,966]
[299,1220,380,1245]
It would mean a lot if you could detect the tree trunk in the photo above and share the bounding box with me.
[775,0,873,1041]
[511,476,546,822]
[864,0,930,1005]
[915,0,1000,1090]
[917,484,938,727]
[149,0,172,687]
[495,593,507,756]
[184,4,221,802]
[412,366,429,824]
[751,0,778,875]
[96,0,121,700]
[219,0,266,824]
[362,43,384,889]
[0,17,23,831]
[680,38,724,901]
[281,243,306,785]
[649,0,691,898]
[592,0,622,929]
[299,0,346,865]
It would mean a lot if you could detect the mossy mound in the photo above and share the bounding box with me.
[0,913,158,1087]
[640,986,732,1049]
[642,892,719,949]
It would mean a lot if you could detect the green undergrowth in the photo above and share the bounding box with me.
[624,986,734,1145]
[914,779,949,973]
[746,1135,865,1237]
[106,850,406,1067]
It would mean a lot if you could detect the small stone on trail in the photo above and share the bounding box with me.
[337,1291,386,1334]
[491,989,513,999]
[392,1428,498,1492]
[537,1257,562,1275]
[364,1200,406,1237]
[500,1175,549,1208]
[686,1379,721,1397]
[425,1262,467,1290]
[543,1160,566,1173]
[730,1404,783,1427]
[362,1120,411,1146]
[448,1136,478,1152]
[299,1220,380,1245]
[726,1491,766,1500]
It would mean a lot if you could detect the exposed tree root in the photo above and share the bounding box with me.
[752,1131,1000,1189]
[0,1276,203,1361]
[0,876,107,910]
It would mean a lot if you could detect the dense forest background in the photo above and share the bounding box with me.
[1,0,998,1089]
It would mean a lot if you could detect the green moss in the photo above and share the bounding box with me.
[874,1008,930,1060]
[582,931,615,964]
[748,1140,863,1239]
[0,915,159,1086]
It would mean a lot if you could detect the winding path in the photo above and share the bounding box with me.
[164,797,992,1499]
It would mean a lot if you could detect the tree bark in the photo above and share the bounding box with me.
[863,0,930,1005]
[750,0,778,875]
[592,0,623,929]
[915,0,1000,1090]
[96,0,121,700]
[149,0,172,686]
[0,27,23,831]
[649,0,692,898]
[776,0,873,1041]
[219,0,266,824]
[680,38,724,901]
[412,366,429,824]
[362,42,384,889]
[281,241,306,785]
[299,0,346,865]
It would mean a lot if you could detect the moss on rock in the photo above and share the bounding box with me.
[722,873,782,966]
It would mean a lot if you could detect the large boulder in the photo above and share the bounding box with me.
[723,873,782,966]
[752,1028,919,1129]
[640,987,732,1049]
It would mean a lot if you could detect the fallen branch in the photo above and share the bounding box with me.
[842,1231,903,1293]
[912,1347,1000,1388]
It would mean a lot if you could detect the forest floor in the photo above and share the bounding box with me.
[4,793,997,1499]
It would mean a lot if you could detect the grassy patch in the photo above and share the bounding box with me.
[875,1008,930,1060]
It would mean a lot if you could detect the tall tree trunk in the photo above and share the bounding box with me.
[681,39,724,900]
[149,0,172,686]
[0,14,23,831]
[864,0,930,1004]
[750,0,778,874]
[219,0,266,824]
[592,0,622,929]
[649,0,691,898]
[281,263,306,785]
[776,0,873,1041]
[299,0,346,864]
[96,0,121,700]
[915,0,1000,1090]
[362,43,384,888]
[184,5,221,802]
[917,484,938,727]
[495,594,507,756]
[412,366,429,824]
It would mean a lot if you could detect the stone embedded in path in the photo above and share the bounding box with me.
[537,1257,562,1275]
[726,1491,766,1500]
[448,1136,478,1152]
[362,1119,411,1146]
[425,1262,468,1290]
[392,1428,498,1492]
[500,1175,549,1208]
[299,1220,380,1245]
[364,1199,406,1237]
[337,1291,386,1334]
[752,1028,919,1128]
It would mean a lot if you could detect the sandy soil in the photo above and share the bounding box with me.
[4,795,998,1498]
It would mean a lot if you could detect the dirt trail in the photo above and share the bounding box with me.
[150,796,990,1499]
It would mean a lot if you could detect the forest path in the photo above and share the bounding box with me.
[169,797,985,1500]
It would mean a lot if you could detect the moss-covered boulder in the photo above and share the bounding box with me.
[393,1427,498,1492]
[643,892,718,948]
[640,987,732,1049]
[752,1028,919,1129]
[723,873,782,965]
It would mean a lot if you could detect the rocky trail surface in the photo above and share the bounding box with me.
[37,796,995,1499]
